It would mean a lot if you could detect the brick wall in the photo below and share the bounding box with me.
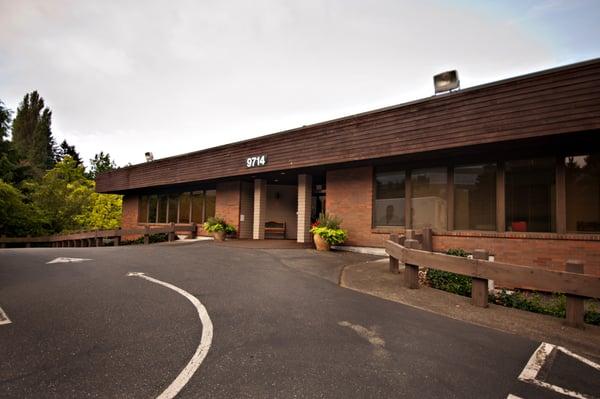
[216,181,241,235]
[327,166,385,247]
[433,234,600,276]
[327,166,600,276]
[121,195,140,239]
[121,195,139,230]
[239,182,254,239]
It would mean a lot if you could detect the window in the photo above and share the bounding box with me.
[374,169,405,226]
[565,153,600,232]
[148,195,158,223]
[454,164,496,230]
[191,191,205,223]
[138,195,148,223]
[138,189,214,224]
[168,195,178,223]
[157,195,168,223]
[205,189,216,219]
[412,167,447,230]
[179,193,191,223]
[505,158,555,232]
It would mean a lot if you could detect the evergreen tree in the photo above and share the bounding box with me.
[0,100,11,140]
[11,91,57,177]
[87,151,116,179]
[56,139,82,166]
[0,100,27,183]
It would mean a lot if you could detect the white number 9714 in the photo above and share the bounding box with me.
[246,155,267,168]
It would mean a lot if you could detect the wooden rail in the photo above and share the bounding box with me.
[385,237,600,328]
[0,223,197,248]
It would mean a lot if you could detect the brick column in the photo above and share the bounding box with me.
[253,179,267,239]
[297,174,312,243]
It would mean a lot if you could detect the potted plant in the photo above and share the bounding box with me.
[310,213,348,251]
[203,217,236,241]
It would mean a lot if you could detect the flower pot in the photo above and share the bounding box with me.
[213,231,225,241]
[313,233,330,251]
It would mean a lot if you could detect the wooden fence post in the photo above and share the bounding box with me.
[144,225,150,245]
[472,249,489,308]
[565,260,585,329]
[421,227,433,252]
[404,239,420,289]
[389,234,400,273]
[168,223,175,242]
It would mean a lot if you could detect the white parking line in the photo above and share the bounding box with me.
[0,306,11,325]
[518,342,600,399]
[127,272,213,399]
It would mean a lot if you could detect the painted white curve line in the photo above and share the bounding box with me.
[518,342,600,399]
[127,272,213,399]
[0,306,11,325]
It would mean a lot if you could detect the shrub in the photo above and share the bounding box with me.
[203,216,236,234]
[120,233,172,245]
[426,248,472,296]
[316,213,342,229]
[490,290,600,325]
[310,226,348,245]
[310,213,348,245]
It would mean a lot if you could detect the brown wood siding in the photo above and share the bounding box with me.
[96,59,600,193]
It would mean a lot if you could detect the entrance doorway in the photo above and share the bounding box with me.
[311,182,326,223]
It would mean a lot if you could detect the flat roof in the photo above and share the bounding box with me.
[96,58,600,194]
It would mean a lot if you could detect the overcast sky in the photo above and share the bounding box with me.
[1,0,599,167]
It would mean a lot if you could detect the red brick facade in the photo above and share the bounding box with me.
[433,234,600,276]
[327,166,600,275]
[215,181,241,235]
[116,168,600,276]
[327,166,385,247]
[121,195,139,230]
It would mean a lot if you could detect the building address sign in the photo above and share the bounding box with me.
[246,155,267,168]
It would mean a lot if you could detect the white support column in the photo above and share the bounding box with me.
[297,174,312,243]
[253,179,267,239]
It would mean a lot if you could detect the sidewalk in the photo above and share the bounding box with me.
[340,258,600,361]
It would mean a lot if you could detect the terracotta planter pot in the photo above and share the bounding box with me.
[213,231,225,241]
[313,234,330,251]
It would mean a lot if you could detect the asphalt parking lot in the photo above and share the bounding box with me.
[1,242,599,398]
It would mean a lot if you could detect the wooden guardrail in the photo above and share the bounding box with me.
[385,235,600,329]
[0,223,197,248]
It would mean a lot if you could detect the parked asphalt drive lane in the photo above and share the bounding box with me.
[0,243,598,398]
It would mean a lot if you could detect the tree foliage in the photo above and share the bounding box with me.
[0,180,45,236]
[56,139,83,166]
[0,101,27,183]
[87,151,116,179]
[11,91,57,177]
[0,93,123,237]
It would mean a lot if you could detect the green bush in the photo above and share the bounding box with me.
[310,226,348,245]
[426,248,472,297]
[490,290,600,326]
[424,248,600,326]
[202,216,236,234]
[120,232,173,246]
[315,212,342,229]
[310,213,348,245]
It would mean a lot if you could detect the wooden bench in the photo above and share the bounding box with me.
[265,221,286,239]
